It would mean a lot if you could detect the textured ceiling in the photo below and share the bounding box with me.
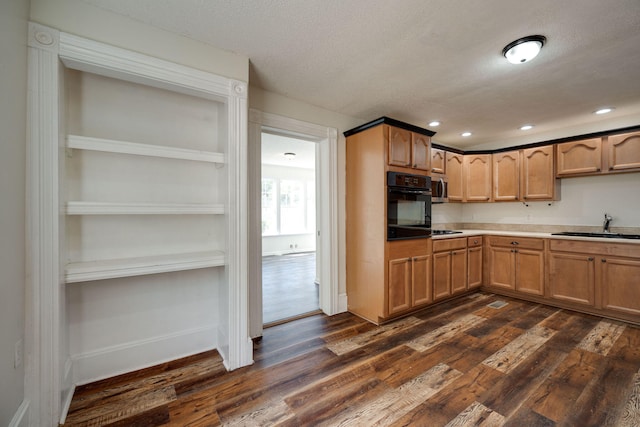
[80,0,640,148]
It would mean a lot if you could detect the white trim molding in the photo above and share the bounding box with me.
[248,109,340,338]
[26,22,251,426]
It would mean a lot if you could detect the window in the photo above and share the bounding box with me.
[261,178,315,236]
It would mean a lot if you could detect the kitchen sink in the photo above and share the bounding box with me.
[551,231,640,240]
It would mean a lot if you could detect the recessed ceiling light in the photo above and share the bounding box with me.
[520,125,534,131]
[594,107,614,115]
[428,121,440,127]
[502,35,546,64]
[461,132,472,137]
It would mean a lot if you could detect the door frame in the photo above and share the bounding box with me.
[248,109,339,338]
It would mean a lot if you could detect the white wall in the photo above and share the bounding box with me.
[262,164,316,255]
[29,0,247,82]
[0,0,28,425]
[433,172,640,229]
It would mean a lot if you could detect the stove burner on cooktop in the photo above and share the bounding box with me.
[431,229,463,235]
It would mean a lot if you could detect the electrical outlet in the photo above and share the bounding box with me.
[14,339,23,369]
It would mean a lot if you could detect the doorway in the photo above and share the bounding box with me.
[261,133,320,324]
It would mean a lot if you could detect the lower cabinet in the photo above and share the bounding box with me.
[486,236,545,296]
[549,239,640,320]
[467,236,483,288]
[433,237,467,300]
[387,239,433,317]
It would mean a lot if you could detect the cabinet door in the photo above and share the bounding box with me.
[412,133,431,171]
[488,246,515,290]
[493,151,520,201]
[521,145,557,200]
[548,252,595,306]
[412,255,432,306]
[451,249,468,294]
[431,148,446,174]
[606,131,640,172]
[446,152,464,202]
[388,127,412,167]
[556,138,602,176]
[388,257,412,315]
[515,249,544,295]
[468,245,483,288]
[601,256,640,316]
[464,154,492,202]
[433,251,452,300]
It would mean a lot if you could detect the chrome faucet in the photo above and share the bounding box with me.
[603,213,613,233]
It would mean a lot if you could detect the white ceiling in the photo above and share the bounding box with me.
[261,132,316,169]
[80,0,640,149]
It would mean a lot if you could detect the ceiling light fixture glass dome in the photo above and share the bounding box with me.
[502,35,546,64]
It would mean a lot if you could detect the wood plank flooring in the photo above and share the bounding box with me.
[63,292,640,426]
[262,252,319,324]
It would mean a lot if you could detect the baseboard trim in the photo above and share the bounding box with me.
[8,399,29,427]
[59,384,76,425]
[72,325,218,385]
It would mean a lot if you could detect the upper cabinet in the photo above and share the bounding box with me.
[521,145,558,201]
[446,152,464,201]
[387,126,431,172]
[556,130,640,177]
[556,138,602,176]
[493,150,520,201]
[464,154,492,202]
[431,147,446,174]
[607,131,640,172]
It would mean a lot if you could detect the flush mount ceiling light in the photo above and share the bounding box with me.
[461,132,472,137]
[428,121,440,127]
[283,152,296,159]
[520,124,534,131]
[502,35,546,64]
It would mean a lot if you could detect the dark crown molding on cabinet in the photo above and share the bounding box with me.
[344,116,640,156]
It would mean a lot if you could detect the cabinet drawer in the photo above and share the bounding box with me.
[488,236,544,250]
[388,238,432,259]
[433,237,467,252]
[550,238,640,258]
[467,236,483,248]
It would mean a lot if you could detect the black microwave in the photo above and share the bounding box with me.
[431,173,449,203]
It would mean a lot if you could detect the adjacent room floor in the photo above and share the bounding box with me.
[262,251,319,324]
[63,292,640,426]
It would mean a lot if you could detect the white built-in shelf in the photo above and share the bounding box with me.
[65,250,225,283]
[65,201,224,215]
[67,135,225,164]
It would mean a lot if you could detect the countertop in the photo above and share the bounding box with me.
[431,229,640,244]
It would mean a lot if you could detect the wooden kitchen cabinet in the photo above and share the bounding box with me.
[606,130,640,173]
[467,236,483,288]
[549,239,640,321]
[493,151,520,201]
[388,239,432,316]
[521,145,558,200]
[464,154,492,202]
[431,147,446,174]
[556,138,602,177]
[433,237,467,300]
[446,152,464,201]
[387,126,431,172]
[486,236,545,296]
[548,251,596,306]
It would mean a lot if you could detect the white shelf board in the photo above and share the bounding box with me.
[65,201,224,215]
[67,135,225,163]
[65,250,225,283]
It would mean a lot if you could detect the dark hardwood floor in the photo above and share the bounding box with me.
[63,292,640,426]
[262,252,319,324]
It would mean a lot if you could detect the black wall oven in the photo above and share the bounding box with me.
[387,172,432,240]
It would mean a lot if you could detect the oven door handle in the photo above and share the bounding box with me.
[389,188,431,196]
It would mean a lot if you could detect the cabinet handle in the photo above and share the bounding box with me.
[602,258,607,263]
[473,240,478,245]
[511,241,519,245]
[588,257,594,261]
